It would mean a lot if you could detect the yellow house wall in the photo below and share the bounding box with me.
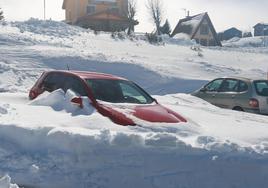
[64,0,128,24]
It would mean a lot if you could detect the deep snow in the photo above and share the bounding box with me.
[0,175,18,188]
[0,19,268,188]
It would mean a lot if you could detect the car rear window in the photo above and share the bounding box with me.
[254,80,268,96]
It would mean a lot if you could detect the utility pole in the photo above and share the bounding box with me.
[44,0,46,20]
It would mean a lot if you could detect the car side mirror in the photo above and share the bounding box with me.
[153,98,159,104]
[200,87,207,92]
[71,97,83,108]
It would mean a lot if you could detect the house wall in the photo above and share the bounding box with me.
[193,19,216,46]
[223,29,242,40]
[64,0,88,24]
[254,25,268,36]
[63,0,128,24]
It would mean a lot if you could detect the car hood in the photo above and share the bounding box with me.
[97,102,187,125]
[133,104,187,123]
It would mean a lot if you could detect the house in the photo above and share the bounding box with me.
[171,12,221,46]
[62,0,133,32]
[254,23,268,36]
[218,27,242,41]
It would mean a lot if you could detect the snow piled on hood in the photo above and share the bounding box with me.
[30,89,95,116]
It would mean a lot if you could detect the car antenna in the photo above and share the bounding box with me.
[67,64,70,71]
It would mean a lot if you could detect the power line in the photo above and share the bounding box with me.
[44,0,46,20]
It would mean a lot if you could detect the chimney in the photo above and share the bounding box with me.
[187,11,190,17]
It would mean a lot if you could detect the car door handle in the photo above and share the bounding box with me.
[231,95,235,98]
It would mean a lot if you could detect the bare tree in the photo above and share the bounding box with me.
[127,0,138,35]
[0,8,4,21]
[146,0,163,35]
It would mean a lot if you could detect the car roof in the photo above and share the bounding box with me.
[46,70,127,80]
[220,76,268,82]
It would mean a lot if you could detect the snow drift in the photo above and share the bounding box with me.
[0,19,268,188]
[0,175,18,188]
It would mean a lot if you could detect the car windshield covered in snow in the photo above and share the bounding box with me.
[86,79,154,104]
[254,80,268,96]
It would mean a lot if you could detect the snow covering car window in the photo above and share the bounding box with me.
[254,80,268,96]
[205,79,224,92]
[86,79,154,104]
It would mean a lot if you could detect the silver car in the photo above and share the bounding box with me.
[192,77,268,115]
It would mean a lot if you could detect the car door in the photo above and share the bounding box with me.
[215,78,239,109]
[198,78,224,105]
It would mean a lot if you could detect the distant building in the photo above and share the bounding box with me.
[218,27,242,41]
[171,12,221,46]
[62,0,134,32]
[253,23,268,36]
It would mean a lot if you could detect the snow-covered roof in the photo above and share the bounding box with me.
[171,12,221,46]
[253,23,268,28]
[174,13,205,37]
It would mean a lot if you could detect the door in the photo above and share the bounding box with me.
[215,79,240,109]
[199,78,224,105]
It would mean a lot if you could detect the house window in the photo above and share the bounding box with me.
[200,24,209,35]
[87,5,96,14]
[109,7,119,14]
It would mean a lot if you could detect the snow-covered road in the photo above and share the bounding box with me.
[0,19,268,188]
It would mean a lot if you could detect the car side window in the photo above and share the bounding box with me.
[205,79,224,92]
[64,76,87,96]
[119,82,147,104]
[238,81,248,92]
[219,79,239,92]
[42,73,65,92]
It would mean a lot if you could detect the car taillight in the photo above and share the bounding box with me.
[249,98,259,108]
[29,90,37,100]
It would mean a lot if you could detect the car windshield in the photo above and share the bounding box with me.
[254,80,268,97]
[86,79,154,104]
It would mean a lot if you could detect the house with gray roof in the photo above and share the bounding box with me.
[254,23,268,36]
[218,27,242,41]
[171,12,221,46]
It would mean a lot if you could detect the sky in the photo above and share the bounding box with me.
[1,0,268,33]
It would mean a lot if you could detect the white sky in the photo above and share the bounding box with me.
[1,0,268,33]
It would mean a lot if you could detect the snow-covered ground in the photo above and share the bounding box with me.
[0,19,268,188]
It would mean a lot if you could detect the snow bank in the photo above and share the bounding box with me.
[0,175,18,188]
[1,92,268,188]
[162,33,196,46]
[223,36,268,48]
[12,18,84,38]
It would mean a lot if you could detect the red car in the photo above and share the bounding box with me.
[29,71,187,125]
